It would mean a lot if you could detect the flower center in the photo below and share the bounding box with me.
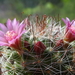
[5,30,17,41]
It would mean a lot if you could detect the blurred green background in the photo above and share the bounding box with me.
[0,0,75,23]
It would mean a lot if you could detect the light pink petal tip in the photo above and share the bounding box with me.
[0,23,7,32]
[6,19,13,30]
[18,24,26,35]
[62,17,70,24]
[12,18,20,32]
[66,17,70,21]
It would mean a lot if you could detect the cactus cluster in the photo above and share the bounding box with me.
[0,15,75,75]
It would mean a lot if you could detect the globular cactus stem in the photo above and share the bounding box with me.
[0,15,75,75]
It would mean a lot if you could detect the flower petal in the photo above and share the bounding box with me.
[66,17,70,22]
[0,31,5,37]
[62,17,71,26]
[12,18,17,29]
[18,24,26,35]
[0,23,7,32]
[71,21,75,26]
[0,41,8,46]
[0,37,7,42]
[12,18,19,33]
[8,37,21,49]
[62,18,67,24]
[6,19,13,30]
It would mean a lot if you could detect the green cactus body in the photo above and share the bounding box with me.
[0,16,75,75]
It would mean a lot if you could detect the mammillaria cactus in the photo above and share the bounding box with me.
[0,15,75,75]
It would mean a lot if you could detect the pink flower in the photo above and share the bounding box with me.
[62,17,74,33]
[34,41,46,55]
[62,17,75,42]
[0,18,26,54]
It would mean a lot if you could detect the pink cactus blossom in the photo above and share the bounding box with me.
[62,17,75,42]
[0,18,26,54]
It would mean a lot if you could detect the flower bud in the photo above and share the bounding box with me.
[54,39,69,50]
[62,17,75,43]
[54,39,64,50]
[56,39,64,47]
[34,41,46,55]
[63,27,75,43]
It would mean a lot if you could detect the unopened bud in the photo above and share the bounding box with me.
[34,41,46,55]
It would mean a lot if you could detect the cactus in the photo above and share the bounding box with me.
[0,15,75,75]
